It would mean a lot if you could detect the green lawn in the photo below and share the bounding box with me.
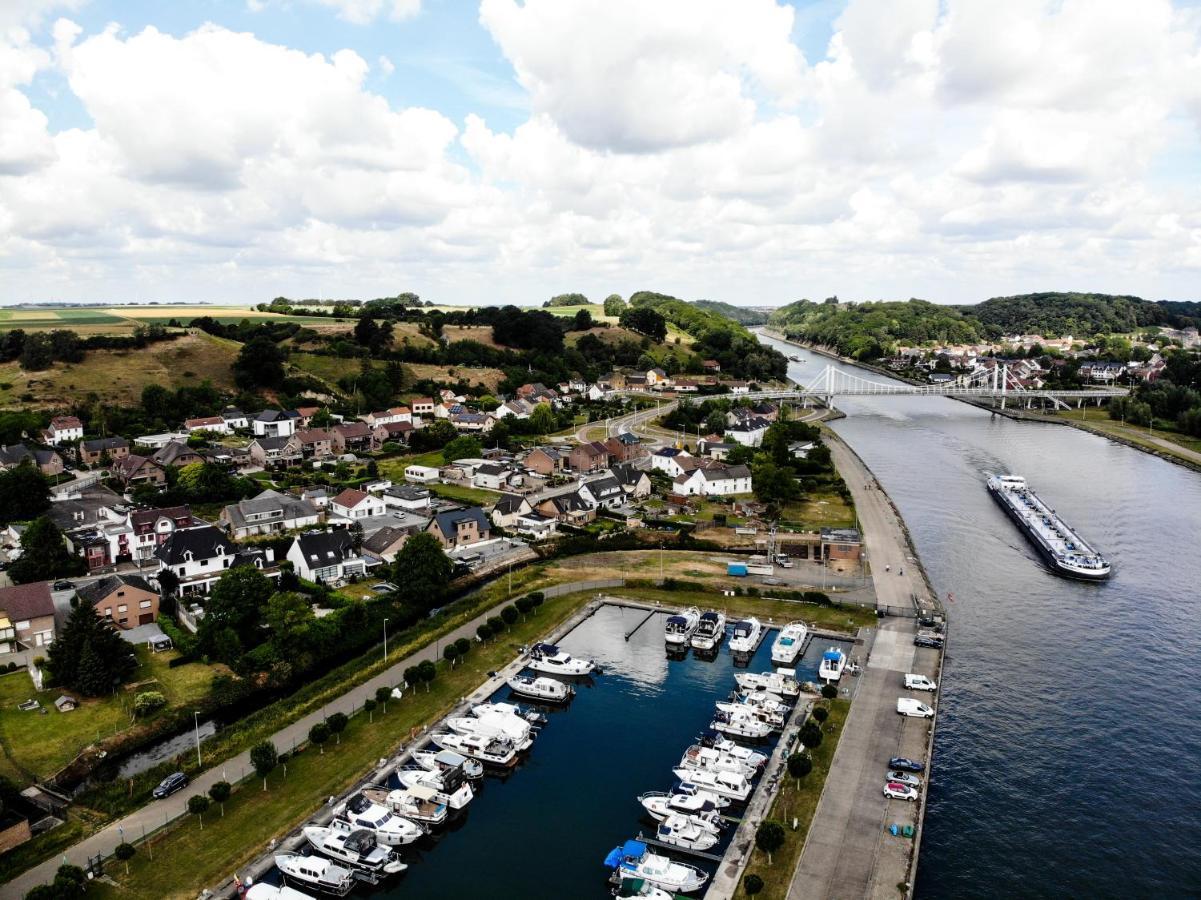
[746,699,850,900]
[1058,407,1201,459]
[779,489,856,531]
[0,649,218,784]
[376,450,446,481]
[428,482,502,505]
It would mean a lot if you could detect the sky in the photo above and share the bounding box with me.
[3,0,1201,308]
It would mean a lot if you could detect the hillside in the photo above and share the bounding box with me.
[964,292,1172,337]
[768,299,983,359]
[690,299,770,326]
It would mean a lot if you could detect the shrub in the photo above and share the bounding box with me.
[500,605,519,627]
[800,722,823,749]
[812,706,829,723]
[744,873,765,896]
[820,683,838,700]
[134,690,167,717]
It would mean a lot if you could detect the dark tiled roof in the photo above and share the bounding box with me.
[76,574,156,606]
[0,582,55,620]
[294,530,355,564]
[431,506,490,536]
[154,525,235,565]
[81,437,128,453]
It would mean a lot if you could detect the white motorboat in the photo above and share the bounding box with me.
[362,784,449,827]
[690,610,726,651]
[655,813,721,851]
[679,744,758,779]
[771,622,808,665]
[664,607,701,646]
[507,674,574,703]
[302,822,406,876]
[446,714,534,751]
[638,790,727,822]
[615,880,674,900]
[673,780,732,809]
[730,691,790,722]
[699,733,769,769]
[669,766,753,802]
[728,618,762,654]
[605,840,709,893]
[471,701,547,725]
[275,853,357,897]
[711,706,774,739]
[411,748,484,780]
[716,696,785,728]
[734,669,800,699]
[525,642,597,676]
[398,765,474,810]
[430,731,519,767]
[244,883,317,900]
[819,647,847,683]
[334,793,424,846]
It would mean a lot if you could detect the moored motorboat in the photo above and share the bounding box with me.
[301,822,406,876]
[506,673,574,703]
[411,748,484,780]
[728,618,762,654]
[664,607,701,646]
[333,792,424,846]
[398,764,474,810]
[526,642,598,676]
[679,744,758,779]
[669,766,753,802]
[604,839,709,893]
[734,669,800,699]
[638,789,726,822]
[615,878,674,900]
[446,713,534,751]
[275,853,357,897]
[690,611,726,651]
[430,731,520,768]
[655,813,721,851]
[710,706,774,740]
[697,732,769,769]
[771,622,808,665]
[362,784,449,827]
[471,701,547,725]
[732,690,790,719]
[819,647,846,683]
[244,882,317,900]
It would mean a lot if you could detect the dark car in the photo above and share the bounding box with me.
[914,636,943,649]
[889,756,925,773]
[53,581,74,591]
[152,772,188,799]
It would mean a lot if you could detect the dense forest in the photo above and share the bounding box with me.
[964,293,1185,337]
[690,299,770,326]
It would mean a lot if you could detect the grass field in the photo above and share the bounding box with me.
[0,305,350,334]
[780,488,857,531]
[1054,406,1201,462]
[0,332,240,408]
[428,481,503,505]
[288,353,506,395]
[0,649,220,784]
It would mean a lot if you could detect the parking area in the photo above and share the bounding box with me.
[447,536,529,572]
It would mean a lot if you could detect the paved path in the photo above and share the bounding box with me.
[2,600,519,899]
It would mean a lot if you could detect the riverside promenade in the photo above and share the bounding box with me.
[784,431,944,900]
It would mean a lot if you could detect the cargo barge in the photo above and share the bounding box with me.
[987,474,1111,580]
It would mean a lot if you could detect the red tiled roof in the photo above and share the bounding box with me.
[0,581,55,621]
[332,488,370,508]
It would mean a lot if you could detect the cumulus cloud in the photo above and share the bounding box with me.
[310,0,421,25]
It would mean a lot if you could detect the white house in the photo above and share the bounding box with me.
[221,408,249,430]
[586,384,608,401]
[329,488,387,521]
[580,474,625,509]
[153,524,277,594]
[253,410,297,438]
[494,399,533,420]
[361,407,412,427]
[44,416,83,445]
[650,447,691,473]
[220,490,320,540]
[514,512,557,540]
[286,530,366,583]
[184,416,229,435]
[472,462,510,491]
[672,464,753,497]
[726,381,750,395]
[725,417,770,448]
[405,464,441,484]
[410,398,436,416]
[491,494,533,529]
[383,484,432,511]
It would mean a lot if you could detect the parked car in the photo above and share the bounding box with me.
[883,782,919,801]
[904,674,938,692]
[897,698,935,718]
[889,756,925,773]
[914,636,943,649]
[887,770,922,787]
[152,772,189,799]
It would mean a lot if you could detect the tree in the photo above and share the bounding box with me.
[442,435,483,464]
[812,706,829,723]
[363,697,377,722]
[752,459,800,508]
[755,821,786,864]
[529,403,556,434]
[476,623,493,642]
[45,602,137,696]
[187,794,210,828]
[787,752,813,789]
[402,666,419,693]
[234,334,286,390]
[486,616,504,635]
[8,517,86,584]
[209,780,231,816]
[515,596,534,618]
[251,740,278,790]
[453,637,470,658]
[620,307,667,342]
[500,605,519,629]
[19,332,54,370]
[603,294,627,317]
[327,712,348,745]
[114,841,136,875]
[264,591,317,662]
[376,685,394,713]
[704,410,727,435]
[196,566,274,662]
[572,309,593,331]
[391,533,454,614]
[799,722,823,750]
[442,643,460,667]
[0,463,50,523]
[820,683,838,700]
[410,417,457,451]
[308,722,330,754]
[416,659,436,692]
[176,462,235,502]
[743,874,764,897]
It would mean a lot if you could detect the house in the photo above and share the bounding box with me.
[491,494,533,529]
[702,359,721,373]
[603,432,645,463]
[725,416,770,447]
[725,381,750,395]
[154,524,277,594]
[609,463,652,499]
[0,443,64,477]
[494,399,533,420]
[382,484,431,512]
[220,490,320,539]
[586,384,608,401]
[117,506,198,564]
[111,453,166,486]
[646,368,669,386]
[252,409,298,438]
[294,406,321,428]
[673,379,700,393]
[221,408,249,430]
[625,374,648,388]
[580,474,624,509]
[287,530,366,583]
[426,506,492,548]
[184,416,228,435]
[132,432,188,450]
[820,527,863,570]
[373,421,413,445]
[673,463,753,497]
[247,435,303,469]
[433,402,460,420]
[301,487,330,510]
[329,488,387,521]
[152,441,204,468]
[450,412,495,433]
[332,421,375,453]
[750,402,779,422]
[513,512,557,540]
[43,416,83,445]
[295,428,336,459]
[404,464,441,484]
[77,574,159,628]
[650,447,690,473]
[361,407,411,427]
[524,446,566,476]
[78,437,129,467]
[535,491,595,525]
[439,389,464,403]
[472,462,510,491]
[569,441,611,474]
[410,398,436,416]
[361,526,413,564]
[697,439,737,460]
[0,582,58,653]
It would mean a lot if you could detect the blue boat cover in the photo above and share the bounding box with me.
[532,642,559,654]
[823,650,842,661]
[667,615,686,625]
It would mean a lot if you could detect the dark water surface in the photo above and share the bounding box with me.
[371,606,843,898]
[757,331,1201,899]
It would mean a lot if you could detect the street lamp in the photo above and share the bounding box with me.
[383,618,389,663]
[193,711,202,768]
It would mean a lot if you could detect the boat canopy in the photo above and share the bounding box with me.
[666,615,687,625]
[605,840,647,868]
[531,642,559,654]
[434,749,466,767]
[406,783,439,801]
[822,650,843,661]
[699,611,718,620]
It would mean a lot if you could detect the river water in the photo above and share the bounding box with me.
[755,331,1201,899]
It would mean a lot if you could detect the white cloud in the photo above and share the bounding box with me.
[310,0,421,25]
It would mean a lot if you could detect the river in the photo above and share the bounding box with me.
[754,330,1201,898]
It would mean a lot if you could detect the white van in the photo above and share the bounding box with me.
[896,698,934,718]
